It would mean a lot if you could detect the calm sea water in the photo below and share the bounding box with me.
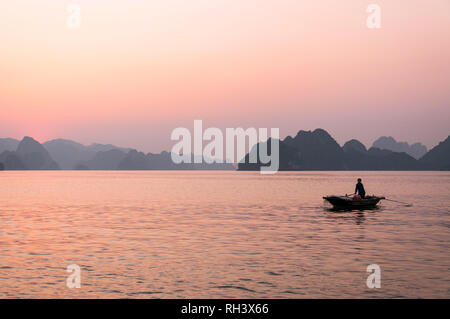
[0,171,448,298]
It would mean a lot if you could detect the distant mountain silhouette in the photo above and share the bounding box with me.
[359,148,419,170]
[0,132,448,170]
[342,139,371,170]
[146,151,178,169]
[67,146,234,170]
[239,129,435,171]
[372,136,427,159]
[16,137,60,170]
[419,135,450,170]
[43,138,234,170]
[0,137,59,170]
[43,139,92,170]
[342,139,420,170]
[80,149,128,170]
[44,139,131,169]
[118,150,235,170]
[239,129,346,171]
[0,151,27,170]
[118,150,149,170]
[0,138,19,154]
[237,137,299,171]
[342,139,367,153]
[283,129,347,170]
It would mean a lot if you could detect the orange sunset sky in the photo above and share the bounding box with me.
[1,0,449,152]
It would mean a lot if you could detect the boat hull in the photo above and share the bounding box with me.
[323,196,385,209]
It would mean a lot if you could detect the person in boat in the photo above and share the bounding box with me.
[354,178,366,199]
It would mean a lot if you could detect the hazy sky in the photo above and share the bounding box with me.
[1,0,449,152]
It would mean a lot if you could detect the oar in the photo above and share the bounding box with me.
[384,198,413,207]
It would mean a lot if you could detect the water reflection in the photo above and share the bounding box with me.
[0,171,448,298]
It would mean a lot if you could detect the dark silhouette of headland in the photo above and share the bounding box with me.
[238,129,449,171]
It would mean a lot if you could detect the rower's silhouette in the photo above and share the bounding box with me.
[354,178,366,198]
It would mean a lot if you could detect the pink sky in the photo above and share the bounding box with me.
[1,0,449,152]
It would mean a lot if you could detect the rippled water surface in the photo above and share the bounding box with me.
[0,171,449,298]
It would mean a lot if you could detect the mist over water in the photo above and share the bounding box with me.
[0,171,448,298]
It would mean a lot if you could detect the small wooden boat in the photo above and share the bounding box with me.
[323,195,385,209]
